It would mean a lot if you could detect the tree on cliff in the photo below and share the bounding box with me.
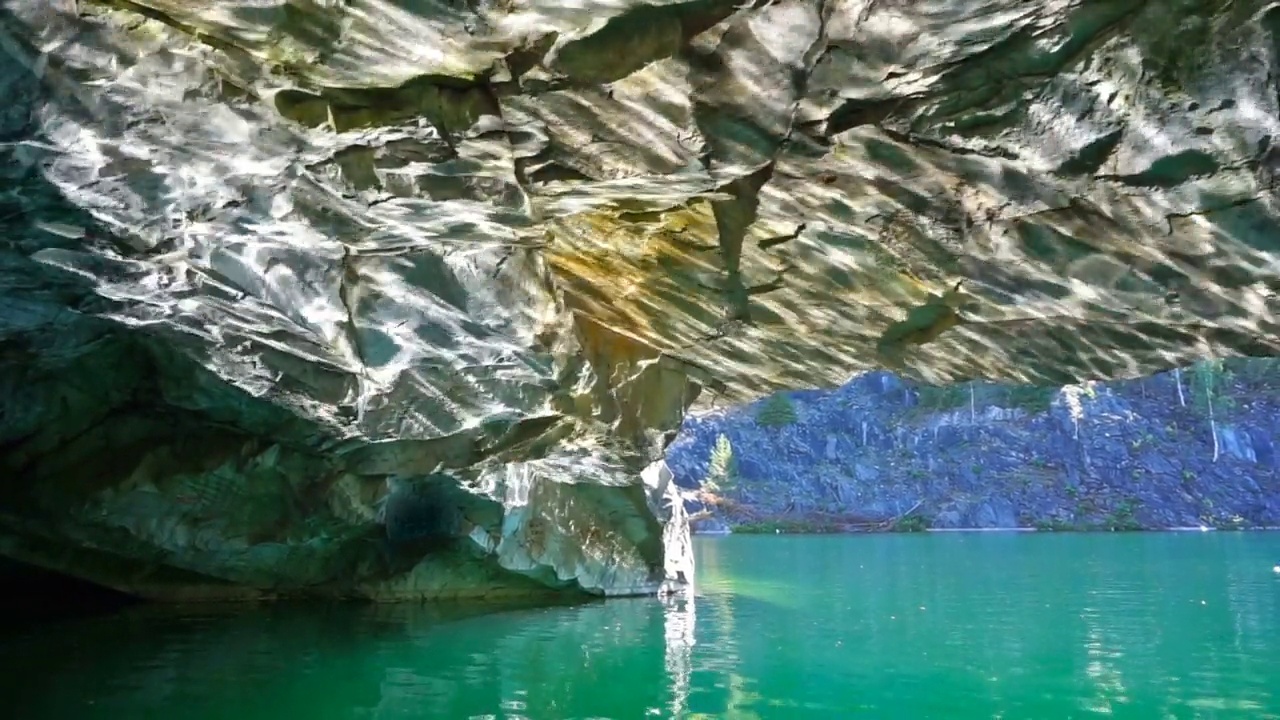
[703,433,737,494]
[755,393,798,428]
[1190,358,1235,462]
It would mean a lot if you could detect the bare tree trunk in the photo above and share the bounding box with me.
[825,478,842,505]
[969,383,976,424]
[874,499,925,531]
[1174,367,1186,407]
[1208,389,1220,462]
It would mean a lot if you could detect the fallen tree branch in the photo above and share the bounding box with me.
[872,498,925,531]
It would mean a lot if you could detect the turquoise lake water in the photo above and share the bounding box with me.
[3,532,1278,718]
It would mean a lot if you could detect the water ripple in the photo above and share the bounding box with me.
[3,533,1278,719]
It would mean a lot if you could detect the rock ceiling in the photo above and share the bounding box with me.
[11,0,1280,402]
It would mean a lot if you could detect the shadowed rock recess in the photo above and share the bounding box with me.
[2,0,1280,600]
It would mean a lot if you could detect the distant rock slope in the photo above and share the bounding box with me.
[668,363,1280,531]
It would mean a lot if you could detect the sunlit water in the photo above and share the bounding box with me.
[4,533,1279,719]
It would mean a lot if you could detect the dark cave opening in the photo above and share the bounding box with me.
[0,556,140,628]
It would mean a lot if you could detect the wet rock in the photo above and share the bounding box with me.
[972,500,1020,529]
[934,510,964,530]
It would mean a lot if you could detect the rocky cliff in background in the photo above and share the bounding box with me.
[668,363,1280,532]
[3,0,1280,600]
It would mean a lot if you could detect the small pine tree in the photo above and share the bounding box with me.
[755,392,798,428]
[704,433,736,492]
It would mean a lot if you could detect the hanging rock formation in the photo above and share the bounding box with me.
[2,0,1280,600]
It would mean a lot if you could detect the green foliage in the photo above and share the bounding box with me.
[703,433,737,492]
[755,393,798,428]
[1103,500,1142,532]
[1033,499,1142,532]
[914,384,968,410]
[733,519,840,534]
[1190,358,1235,412]
[1034,518,1080,532]
[890,515,928,533]
[1006,384,1060,410]
[1223,356,1280,386]
[912,381,1056,416]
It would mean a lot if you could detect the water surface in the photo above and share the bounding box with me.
[4,533,1279,718]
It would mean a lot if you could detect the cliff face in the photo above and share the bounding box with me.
[668,365,1280,532]
[3,0,1280,599]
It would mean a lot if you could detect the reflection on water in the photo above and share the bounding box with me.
[4,533,1279,719]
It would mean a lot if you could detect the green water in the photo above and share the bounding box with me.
[4,533,1279,719]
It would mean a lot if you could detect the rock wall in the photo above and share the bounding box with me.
[668,365,1280,531]
[0,2,699,600]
